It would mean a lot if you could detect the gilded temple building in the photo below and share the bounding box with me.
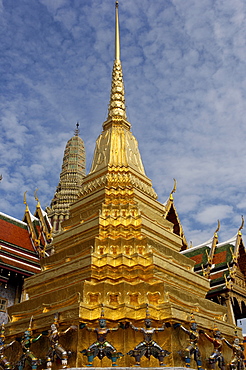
[5,3,245,369]
[2,2,246,370]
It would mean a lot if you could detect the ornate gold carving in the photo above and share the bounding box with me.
[80,169,157,200]
[107,60,127,120]
[147,292,161,305]
[127,292,140,305]
[125,132,145,174]
[224,274,233,289]
[107,292,121,305]
[124,245,132,254]
[87,293,101,305]
[235,276,246,289]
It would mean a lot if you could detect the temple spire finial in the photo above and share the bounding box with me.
[74,122,80,136]
[105,1,128,125]
[115,1,120,61]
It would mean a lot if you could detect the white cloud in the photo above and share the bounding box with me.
[196,205,234,225]
[38,0,68,15]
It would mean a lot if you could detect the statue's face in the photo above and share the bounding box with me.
[99,319,106,328]
[24,331,31,338]
[51,324,57,331]
[234,338,240,345]
[190,322,197,331]
[145,319,151,327]
[214,330,221,338]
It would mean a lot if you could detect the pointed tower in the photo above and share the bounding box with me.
[7,3,239,368]
[62,2,175,249]
[46,123,86,234]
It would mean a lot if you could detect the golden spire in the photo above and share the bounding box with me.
[105,1,128,125]
[115,1,120,61]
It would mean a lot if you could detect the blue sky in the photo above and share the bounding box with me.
[0,0,246,246]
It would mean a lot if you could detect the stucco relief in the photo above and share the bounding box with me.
[90,131,110,173]
[126,131,146,175]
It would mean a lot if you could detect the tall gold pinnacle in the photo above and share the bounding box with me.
[106,1,127,124]
[115,1,120,61]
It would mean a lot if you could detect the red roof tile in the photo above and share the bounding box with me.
[0,218,34,252]
[213,250,227,265]
[190,254,203,265]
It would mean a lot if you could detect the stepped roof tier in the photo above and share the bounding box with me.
[6,3,241,368]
